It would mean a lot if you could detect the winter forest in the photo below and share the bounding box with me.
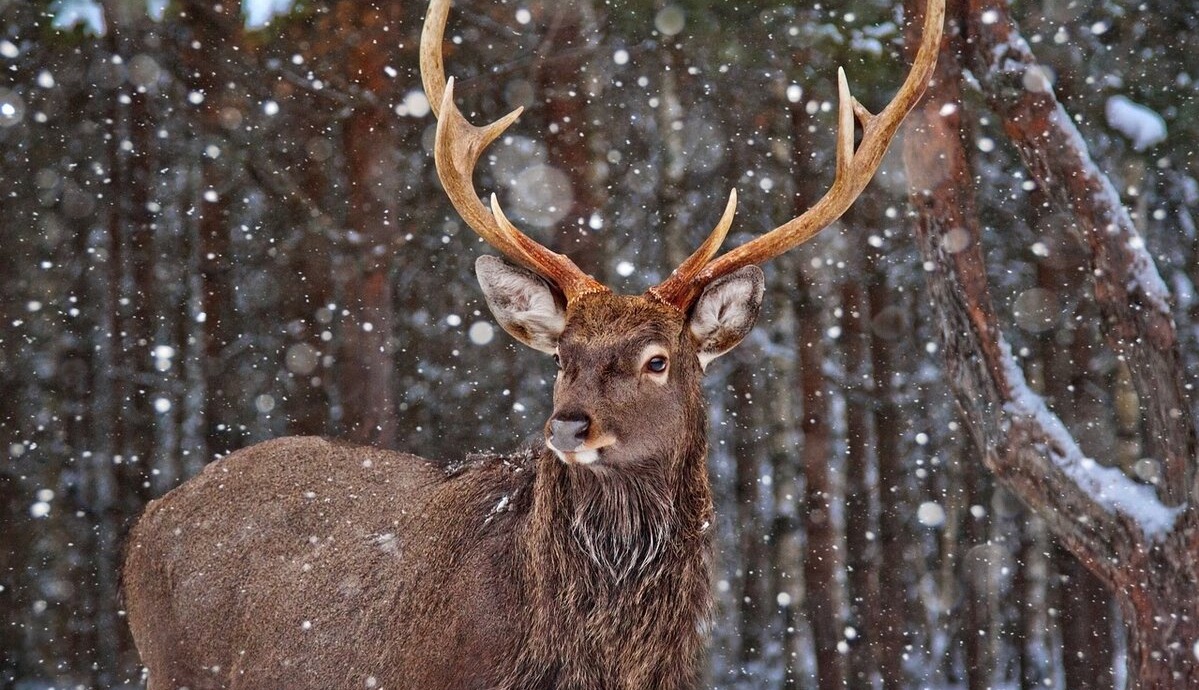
[3,0,1199,687]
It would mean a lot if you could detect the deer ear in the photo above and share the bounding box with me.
[688,265,764,370]
[476,256,566,354]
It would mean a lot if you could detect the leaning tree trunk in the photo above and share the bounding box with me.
[901,0,1199,686]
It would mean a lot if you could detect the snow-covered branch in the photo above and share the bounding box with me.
[999,341,1182,540]
[964,0,1197,506]
[900,0,1166,585]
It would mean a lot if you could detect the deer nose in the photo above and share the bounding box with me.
[549,416,591,452]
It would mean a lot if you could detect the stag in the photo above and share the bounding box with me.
[122,1,943,687]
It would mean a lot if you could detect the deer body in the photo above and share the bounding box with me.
[123,0,944,686]
[124,438,711,689]
[124,294,720,690]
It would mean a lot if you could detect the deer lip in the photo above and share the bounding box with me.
[563,449,600,465]
[547,435,616,465]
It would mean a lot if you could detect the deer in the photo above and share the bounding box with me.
[121,0,943,688]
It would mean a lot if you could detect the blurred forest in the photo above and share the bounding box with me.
[2,0,1198,688]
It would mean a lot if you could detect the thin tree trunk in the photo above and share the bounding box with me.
[731,360,768,671]
[1056,543,1115,689]
[842,255,879,688]
[534,1,604,276]
[334,4,402,448]
[766,285,803,689]
[179,1,242,459]
[1016,519,1050,688]
[798,276,847,690]
[960,445,992,690]
[867,245,909,690]
[339,111,397,447]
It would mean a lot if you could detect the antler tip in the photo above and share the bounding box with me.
[488,192,504,218]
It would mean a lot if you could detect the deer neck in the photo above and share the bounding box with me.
[510,396,714,685]
[522,408,712,589]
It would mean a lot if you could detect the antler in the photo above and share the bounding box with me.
[420,0,607,301]
[648,0,946,310]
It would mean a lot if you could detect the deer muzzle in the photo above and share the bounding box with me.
[549,417,590,453]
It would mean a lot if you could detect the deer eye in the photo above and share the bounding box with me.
[645,356,668,374]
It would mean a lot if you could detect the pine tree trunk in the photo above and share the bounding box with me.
[335,4,402,448]
[798,275,846,690]
[868,247,909,690]
[730,360,768,670]
[841,258,880,688]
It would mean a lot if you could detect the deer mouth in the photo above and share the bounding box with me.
[561,449,600,465]
[547,434,616,466]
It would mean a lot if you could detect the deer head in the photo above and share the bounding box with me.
[420,0,944,469]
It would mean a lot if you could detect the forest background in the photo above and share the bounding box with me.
[2,0,1198,688]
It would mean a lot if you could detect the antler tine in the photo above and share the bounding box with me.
[420,0,607,302]
[650,0,945,310]
[646,189,737,306]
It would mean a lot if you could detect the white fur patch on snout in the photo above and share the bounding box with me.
[546,439,600,466]
[570,449,599,465]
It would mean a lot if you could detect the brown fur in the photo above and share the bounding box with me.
[122,293,719,689]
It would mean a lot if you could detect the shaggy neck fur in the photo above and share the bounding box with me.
[564,459,677,582]
[512,396,713,688]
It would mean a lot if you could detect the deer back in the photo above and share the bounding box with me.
[123,436,536,688]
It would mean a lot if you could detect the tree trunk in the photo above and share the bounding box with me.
[841,254,880,688]
[867,243,909,690]
[533,1,604,276]
[798,275,847,690]
[1119,571,1199,688]
[730,361,768,670]
[1056,544,1115,689]
[334,4,403,448]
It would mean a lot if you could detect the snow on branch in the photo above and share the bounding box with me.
[1105,95,1168,152]
[966,0,1197,506]
[1037,106,1172,317]
[902,0,1173,584]
[999,342,1182,540]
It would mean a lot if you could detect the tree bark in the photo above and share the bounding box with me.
[798,272,847,690]
[728,362,769,672]
[1056,542,1115,689]
[867,242,910,690]
[964,0,1196,506]
[841,252,880,688]
[179,0,242,459]
[533,1,604,276]
[333,4,404,448]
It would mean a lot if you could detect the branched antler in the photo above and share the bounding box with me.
[421,0,607,301]
[422,0,944,309]
[649,0,946,310]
